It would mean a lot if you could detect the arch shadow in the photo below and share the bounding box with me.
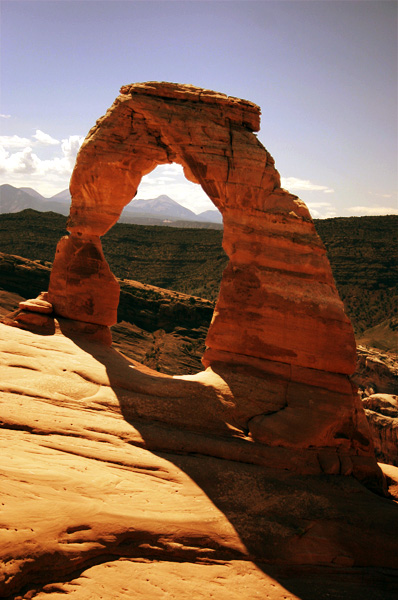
[46,82,398,596]
[59,324,398,600]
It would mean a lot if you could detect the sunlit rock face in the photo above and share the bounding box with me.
[1,324,397,598]
[47,82,376,473]
[49,234,119,327]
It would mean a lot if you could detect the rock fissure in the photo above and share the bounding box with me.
[246,402,289,428]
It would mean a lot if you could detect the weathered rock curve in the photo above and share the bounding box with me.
[46,82,377,475]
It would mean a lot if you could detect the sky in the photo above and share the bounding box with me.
[0,0,397,218]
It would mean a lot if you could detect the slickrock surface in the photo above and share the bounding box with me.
[1,323,398,599]
[2,284,398,468]
[46,82,377,471]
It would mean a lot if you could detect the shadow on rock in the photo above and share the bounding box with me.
[58,325,398,600]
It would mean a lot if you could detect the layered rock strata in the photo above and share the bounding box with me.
[47,82,378,480]
[354,345,398,395]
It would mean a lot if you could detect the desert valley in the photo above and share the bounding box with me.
[0,81,397,600]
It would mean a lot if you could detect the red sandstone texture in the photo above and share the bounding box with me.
[46,82,377,480]
[55,82,355,375]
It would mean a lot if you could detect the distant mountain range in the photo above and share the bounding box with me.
[0,185,71,216]
[0,184,223,226]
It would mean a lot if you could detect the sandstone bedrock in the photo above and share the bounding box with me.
[1,324,398,598]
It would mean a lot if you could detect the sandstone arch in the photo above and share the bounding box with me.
[47,82,377,473]
[49,81,355,374]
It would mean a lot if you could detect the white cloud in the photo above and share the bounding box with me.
[1,129,61,149]
[0,146,40,174]
[305,201,333,208]
[0,134,84,196]
[0,135,32,149]
[0,114,11,119]
[61,135,85,168]
[33,129,60,146]
[13,147,41,174]
[368,191,393,199]
[346,205,398,216]
[305,200,337,219]
[281,176,334,194]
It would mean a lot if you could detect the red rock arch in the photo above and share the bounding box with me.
[46,82,380,474]
[49,82,355,376]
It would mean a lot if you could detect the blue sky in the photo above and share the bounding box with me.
[0,0,397,217]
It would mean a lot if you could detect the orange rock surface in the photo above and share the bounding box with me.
[1,324,397,598]
[49,234,119,327]
[46,82,375,471]
[2,84,398,596]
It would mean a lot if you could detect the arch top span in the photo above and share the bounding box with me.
[67,81,309,237]
[120,81,262,132]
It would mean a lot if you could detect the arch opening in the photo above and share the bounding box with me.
[117,163,222,228]
[99,162,226,376]
[113,163,225,296]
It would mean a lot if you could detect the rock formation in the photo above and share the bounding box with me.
[362,394,398,466]
[353,346,398,467]
[1,323,398,598]
[354,344,398,395]
[45,82,380,482]
[1,82,398,597]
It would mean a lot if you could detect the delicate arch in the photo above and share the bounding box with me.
[49,82,356,377]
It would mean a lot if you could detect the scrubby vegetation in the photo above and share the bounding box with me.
[0,209,396,335]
